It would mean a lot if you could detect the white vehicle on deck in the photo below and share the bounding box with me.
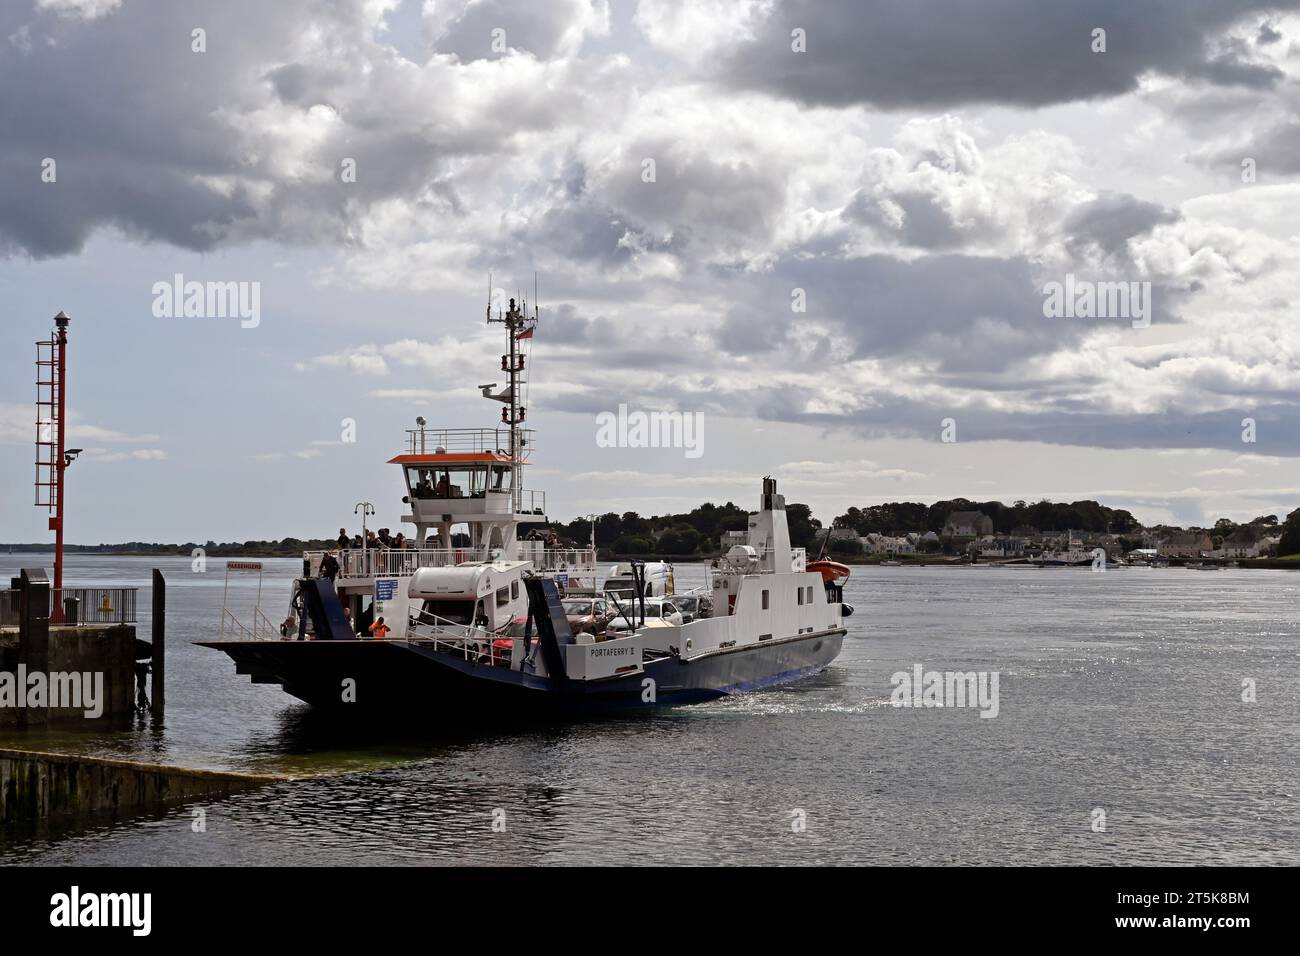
[606,596,684,633]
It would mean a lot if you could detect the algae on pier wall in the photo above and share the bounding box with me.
[0,748,286,824]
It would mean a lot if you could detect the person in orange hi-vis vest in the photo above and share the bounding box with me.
[369,616,391,639]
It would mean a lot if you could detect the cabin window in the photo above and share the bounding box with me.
[407,465,489,499]
[496,586,510,607]
[511,580,519,599]
[796,589,804,606]
[489,465,514,493]
[806,586,814,603]
[761,589,769,610]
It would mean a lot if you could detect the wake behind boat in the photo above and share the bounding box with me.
[198,294,851,712]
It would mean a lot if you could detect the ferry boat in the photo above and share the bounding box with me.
[1033,533,1095,566]
[198,295,851,712]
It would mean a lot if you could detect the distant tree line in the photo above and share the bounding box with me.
[8,502,1299,559]
[833,499,1143,536]
[1279,508,1300,557]
[550,501,822,555]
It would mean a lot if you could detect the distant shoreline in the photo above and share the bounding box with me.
[5,548,1298,569]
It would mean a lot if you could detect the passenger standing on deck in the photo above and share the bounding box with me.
[369,616,390,639]
[336,528,349,549]
[320,551,340,581]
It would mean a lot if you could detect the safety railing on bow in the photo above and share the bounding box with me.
[219,605,281,640]
[404,607,514,666]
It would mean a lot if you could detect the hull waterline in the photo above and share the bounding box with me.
[196,628,845,713]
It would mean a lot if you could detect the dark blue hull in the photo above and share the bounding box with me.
[197,628,845,713]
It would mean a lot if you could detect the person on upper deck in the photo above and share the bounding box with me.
[336,528,349,549]
[320,551,340,581]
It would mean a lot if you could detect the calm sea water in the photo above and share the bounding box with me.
[1,554,1296,865]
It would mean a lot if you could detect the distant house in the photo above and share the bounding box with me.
[811,527,863,553]
[943,511,993,538]
[720,530,748,551]
[1009,525,1040,541]
[862,533,909,555]
[1213,526,1277,559]
[1157,531,1214,558]
[975,537,1024,558]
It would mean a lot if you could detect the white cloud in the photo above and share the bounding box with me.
[35,0,122,21]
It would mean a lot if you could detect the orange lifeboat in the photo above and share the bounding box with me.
[806,560,851,584]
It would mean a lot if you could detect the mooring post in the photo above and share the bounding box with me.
[18,568,50,729]
[151,568,165,721]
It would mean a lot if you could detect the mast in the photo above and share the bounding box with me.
[487,292,534,514]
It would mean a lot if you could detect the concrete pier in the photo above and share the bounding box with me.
[0,624,137,727]
[0,748,286,824]
[1,567,155,727]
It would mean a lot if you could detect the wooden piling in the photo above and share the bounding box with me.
[151,568,165,721]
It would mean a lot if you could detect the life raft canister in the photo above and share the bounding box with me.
[806,560,851,584]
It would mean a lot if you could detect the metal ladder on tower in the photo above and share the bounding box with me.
[34,334,60,515]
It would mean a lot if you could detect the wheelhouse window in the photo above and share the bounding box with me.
[489,465,514,494]
[407,465,490,499]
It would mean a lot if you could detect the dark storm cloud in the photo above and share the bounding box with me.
[0,0,344,257]
[739,254,1148,373]
[1257,21,1284,43]
[0,0,604,259]
[1214,119,1300,173]
[544,347,1300,454]
[844,189,983,250]
[1063,192,1180,259]
[816,397,1300,455]
[429,0,594,61]
[719,0,1296,109]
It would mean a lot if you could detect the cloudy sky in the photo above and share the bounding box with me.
[2,0,1300,543]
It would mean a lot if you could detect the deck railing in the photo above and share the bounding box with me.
[219,606,281,641]
[306,546,598,579]
[0,586,138,627]
[404,607,515,666]
[403,427,535,459]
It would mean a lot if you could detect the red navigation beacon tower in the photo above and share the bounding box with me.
[35,311,74,623]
